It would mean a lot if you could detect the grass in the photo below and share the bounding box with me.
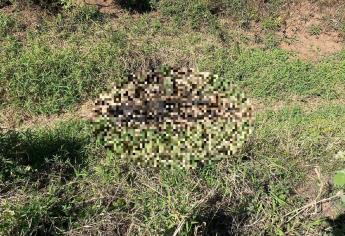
[1,105,344,235]
[308,24,322,36]
[1,21,344,114]
[0,1,345,235]
[200,48,345,100]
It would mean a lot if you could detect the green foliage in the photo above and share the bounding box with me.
[333,170,345,187]
[2,102,345,234]
[59,0,74,9]
[263,32,281,48]
[26,0,64,11]
[0,183,97,235]
[333,151,345,203]
[0,12,15,37]
[69,5,102,23]
[204,0,284,27]
[0,120,97,235]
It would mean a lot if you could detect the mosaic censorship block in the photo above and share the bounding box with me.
[93,68,254,168]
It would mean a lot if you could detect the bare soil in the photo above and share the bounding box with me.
[278,1,344,61]
[0,101,94,131]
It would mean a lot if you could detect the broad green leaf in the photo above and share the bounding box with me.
[333,170,345,187]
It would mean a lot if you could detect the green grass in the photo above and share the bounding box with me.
[1,28,345,114]
[1,4,344,115]
[200,48,345,100]
[1,1,345,235]
[1,104,344,235]
[0,8,125,114]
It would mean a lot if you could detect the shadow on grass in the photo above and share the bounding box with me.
[117,0,153,13]
[19,0,64,12]
[191,193,249,236]
[0,0,11,8]
[0,122,90,188]
[0,122,106,235]
[327,213,345,236]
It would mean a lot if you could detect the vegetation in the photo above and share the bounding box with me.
[308,24,322,36]
[0,0,344,235]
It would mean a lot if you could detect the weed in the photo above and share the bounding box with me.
[69,5,102,23]
[262,16,282,31]
[263,32,281,48]
[308,24,322,36]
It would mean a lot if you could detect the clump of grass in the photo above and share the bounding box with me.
[157,0,211,29]
[262,16,282,31]
[308,24,322,36]
[155,0,228,41]
[263,32,281,49]
[204,0,285,28]
[0,12,15,37]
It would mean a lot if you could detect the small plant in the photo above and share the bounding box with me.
[70,5,102,23]
[340,22,345,39]
[60,0,74,9]
[333,151,345,203]
[308,24,322,36]
[262,17,282,31]
[263,32,280,49]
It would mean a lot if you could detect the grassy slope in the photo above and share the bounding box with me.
[1,1,345,235]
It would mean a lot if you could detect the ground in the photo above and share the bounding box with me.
[0,0,345,235]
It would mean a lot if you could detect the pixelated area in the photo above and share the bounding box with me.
[93,68,254,168]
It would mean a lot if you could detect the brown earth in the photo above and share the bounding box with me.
[0,101,94,131]
[278,1,344,61]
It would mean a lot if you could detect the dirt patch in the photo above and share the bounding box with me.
[20,100,94,129]
[279,1,343,61]
[76,0,142,15]
[0,101,94,131]
[294,167,341,220]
